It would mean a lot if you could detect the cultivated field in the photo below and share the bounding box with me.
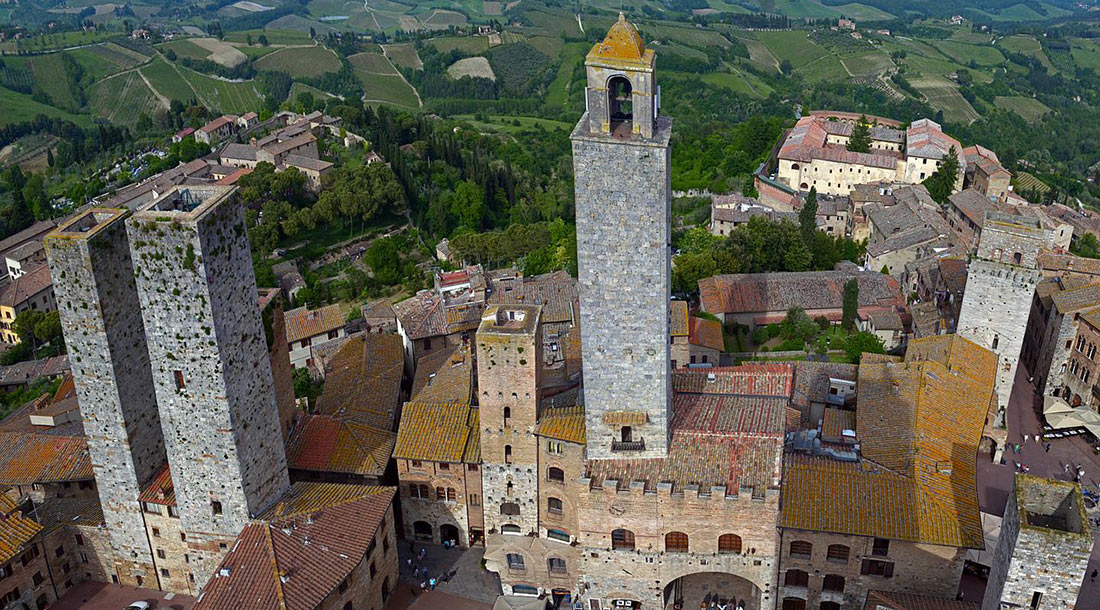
[158,39,212,61]
[223,28,313,45]
[421,9,467,28]
[448,57,496,80]
[28,54,80,111]
[839,51,894,76]
[1014,171,1050,195]
[794,54,848,83]
[933,40,1006,67]
[88,71,164,126]
[383,43,423,70]
[994,96,1051,123]
[349,52,399,75]
[999,34,1057,73]
[756,31,828,69]
[0,86,89,127]
[289,81,336,100]
[254,45,342,77]
[642,21,731,48]
[140,57,199,102]
[88,42,151,69]
[1070,38,1100,71]
[361,74,420,109]
[190,38,249,68]
[140,57,264,113]
[909,75,981,123]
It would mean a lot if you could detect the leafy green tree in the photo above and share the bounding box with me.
[799,187,818,241]
[259,34,269,46]
[672,252,718,293]
[21,173,47,220]
[921,146,961,205]
[846,115,872,153]
[365,237,403,285]
[13,310,44,357]
[842,277,859,331]
[677,226,719,255]
[1072,233,1100,259]
[842,330,885,363]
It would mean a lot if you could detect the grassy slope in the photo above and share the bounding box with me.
[0,85,90,127]
[254,45,342,78]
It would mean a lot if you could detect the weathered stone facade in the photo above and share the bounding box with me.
[45,208,164,586]
[397,457,483,548]
[572,69,671,461]
[128,186,289,577]
[777,530,966,609]
[478,305,543,536]
[957,214,1052,414]
[982,475,1092,610]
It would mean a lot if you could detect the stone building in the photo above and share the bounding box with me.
[963,144,1011,202]
[573,15,671,460]
[669,300,723,368]
[981,475,1092,610]
[1031,282,1100,401]
[0,263,55,344]
[284,303,346,369]
[779,335,996,610]
[127,185,290,577]
[136,465,197,594]
[957,212,1054,419]
[44,208,165,586]
[1060,310,1100,409]
[195,483,399,610]
[258,288,298,440]
[393,400,483,547]
[393,266,487,377]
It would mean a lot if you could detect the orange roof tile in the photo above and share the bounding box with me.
[688,315,724,351]
[284,304,344,344]
[286,415,396,477]
[821,407,855,441]
[0,505,41,564]
[589,13,649,64]
[536,406,586,444]
[139,464,176,506]
[394,400,479,463]
[316,334,403,429]
[0,430,92,485]
[669,301,689,337]
[410,344,473,404]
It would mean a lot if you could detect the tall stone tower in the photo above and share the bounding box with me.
[981,474,1092,610]
[477,304,542,535]
[45,209,165,587]
[572,13,671,460]
[127,186,289,575]
[957,212,1053,418]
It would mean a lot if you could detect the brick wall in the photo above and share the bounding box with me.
[397,459,476,548]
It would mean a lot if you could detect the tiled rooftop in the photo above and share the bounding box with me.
[0,500,41,564]
[1050,283,1100,314]
[410,344,474,404]
[669,301,689,337]
[286,415,396,478]
[197,483,395,610]
[781,335,995,548]
[0,263,52,308]
[0,430,92,485]
[865,590,978,610]
[488,270,578,325]
[316,334,403,430]
[688,316,724,351]
[284,304,344,344]
[34,495,104,535]
[699,266,904,316]
[139,464,176,507]
[535,405,586,444]
[394,400,479,464]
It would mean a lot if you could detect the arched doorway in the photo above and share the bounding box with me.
[440,523,459,546]
[413,520,432,542]
[663,572,761,610]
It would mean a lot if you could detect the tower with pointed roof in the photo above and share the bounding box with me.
[571,14,672,460]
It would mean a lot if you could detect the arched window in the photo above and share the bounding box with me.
[611,529,635,551]
[501,524,521,534]
[506,553,525,570]
[436,487,446,501]
[822,574,845,592]
[548,467,564,482]
[791,163,800,170]
[784,569,809,587]
[343,603,353,610]
[547,557,567,574]
[503,406,511,426]
[413,521,432,541]
[547,497,563,514]
[621,426,632,442]
[608,76,633,126]
[664,532,688,553]
[501,502,520,516]
[504,445,513,464]
[789,540,812,559]
[826,544,850,563]
[718,534,742,554]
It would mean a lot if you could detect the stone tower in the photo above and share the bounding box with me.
[45,209,164,587]
[957,212,1053,419]
[477,304,543,535]
[127,186,289,575]
[982,474,1092,610]
[572,13,671,459]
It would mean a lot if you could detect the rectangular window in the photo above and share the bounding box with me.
[211,501,223,515]
[152,528,161,538]
[439,462,449,470]
[861,559,894,578]
[33,571,44,586]
[173,370,185,390]
[75,535,84,547]
[468,464,478,471]
[79,553,87,564]
[54,546,64,558]
[143,502,161,515]
[168,505,179,518]
[871,538,890,557]
[469,494,481,506]
[157,549,166,559]
[160,568,169,577]
[411,460,422,468]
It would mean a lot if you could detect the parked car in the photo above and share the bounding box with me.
[125,602,151,610]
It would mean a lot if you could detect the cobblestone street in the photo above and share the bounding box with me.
[394,542,501,607]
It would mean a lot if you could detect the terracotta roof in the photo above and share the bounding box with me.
[1050,283,1100,314]
[0,355,69,388]
[906,118,962,160]
[948,188,1000,228]
[215,167,253,186]
[489,271,577,325]
[864,590,978,610]
[392,291,447,340]
[778,116,901,170]
[283,154,333,172]
[0,430,92,485]
[699,267,904,316]
[0,263,51,308]
[286,415,396,477]
[868,309,903,331]
[316,334,403,430]
[781,335,995,548]
[672,364,794,397]
[284,304,344,344]
[0,502,41,564]
[199,115,236,134]
[938,258,968,294]
[263,132,317,157]
[0,220,57,256]
[394,400,479,463]
[197,483,395,610]
[139,463,176,506]
[821,407,855,441]
[688,315,724,351]
[1038,252,1100,277]
[536,405,586,444]
[33,495,104,535]
[669,301,689,337]
[410,344,473,404]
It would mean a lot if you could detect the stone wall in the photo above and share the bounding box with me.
[265,296,299,440]
[143,506,197,594]
[777,530,966,609]
[45,209,163,585]
[957,260,1041,412]
[573,483,780,610]
[397,458,476,548]
[128,189,289,577]
[572,115,672,460]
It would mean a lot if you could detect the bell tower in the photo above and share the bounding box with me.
[583,12,658,138]
[571,14,671,460]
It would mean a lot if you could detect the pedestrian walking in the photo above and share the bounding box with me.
[1023,435,1028,444]
[420,580,427,592]
[1045,442,1052,453]
[1091,569,1097,581]
[429,577,437,590]
[406,557,413,570]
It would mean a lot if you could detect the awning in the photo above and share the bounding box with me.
[1043,396,1100,437]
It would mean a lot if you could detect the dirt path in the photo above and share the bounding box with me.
[137,68,170,109]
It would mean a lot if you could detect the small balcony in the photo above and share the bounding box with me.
[611,438,645,452]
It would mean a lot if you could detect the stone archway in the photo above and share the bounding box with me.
[663,572,762,610]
